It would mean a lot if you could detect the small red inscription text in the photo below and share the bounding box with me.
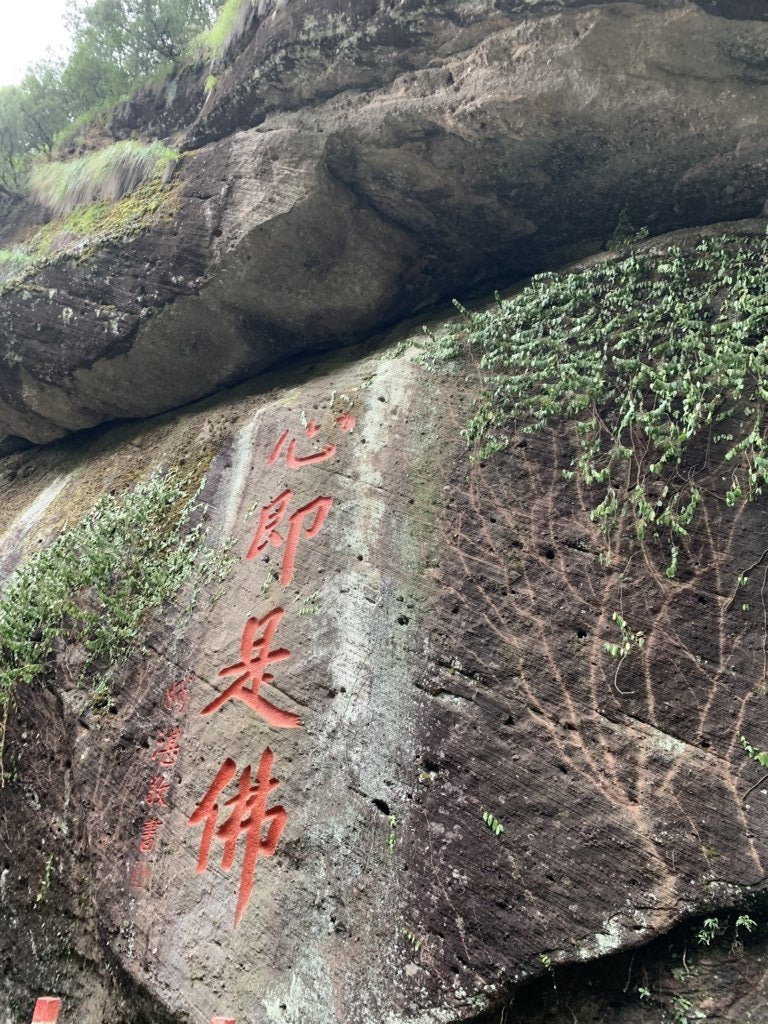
[152,727,182,767]
[165,677,190,714]
[145,775,171,808]
[139,817,163,853]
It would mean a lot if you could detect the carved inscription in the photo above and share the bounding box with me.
[130,675,191,888]
[189,412,356,925]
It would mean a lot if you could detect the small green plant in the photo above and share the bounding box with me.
[697,917,721,946]
[260,568,276,597]
[637,985,652,1002]
[482,810,505,836]
[298,591,321,616]
[538,952,556,990]
[603,612,645,660]
[740,735,768,768]
[671,994,706,1023]
[88,679,114,715]
[401,926,422,953]
[608,207,649,251]
[735,913,757,934]
[388,814,397,852]
[204,73,218,96]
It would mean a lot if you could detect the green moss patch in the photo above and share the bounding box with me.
[0,174,180,289]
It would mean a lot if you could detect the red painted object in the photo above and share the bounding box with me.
[268,429,336,467]
[202,608,300,727]
[336,411,356,432]
[247,490,333,586]
[211,1018,236,1024]
[32,998,61,1023]
[189,748,287,926]
[165,677,190,714]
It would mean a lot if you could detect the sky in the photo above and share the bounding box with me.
[0,0,72,87]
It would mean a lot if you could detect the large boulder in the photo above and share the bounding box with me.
[2,226,768,1022]
[2,0,768,443]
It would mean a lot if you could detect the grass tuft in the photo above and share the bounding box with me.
[29,140,178,218]
[0,248,34,284]
[191,0,252,61]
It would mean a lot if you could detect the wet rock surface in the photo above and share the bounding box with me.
[3,0,768,443]
[2,226,768,1022]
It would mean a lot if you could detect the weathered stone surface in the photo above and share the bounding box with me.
[2,0,768,443]
[2,225,768,1023]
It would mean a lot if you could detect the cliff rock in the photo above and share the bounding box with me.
[2,0,768,443]
[2,223,768,1023]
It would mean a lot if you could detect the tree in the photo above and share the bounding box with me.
[0,0,223,210]
[63,0,221,108]
[0,62,72,200]
[18,61,72,156]
[0,87,27,195]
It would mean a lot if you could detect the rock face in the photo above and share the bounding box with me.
[2,227,768,1023]
[3,0,768,443]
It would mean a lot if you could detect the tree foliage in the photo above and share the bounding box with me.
[62,0,220,109]
[0,62,72,195]
[0,0,222,208]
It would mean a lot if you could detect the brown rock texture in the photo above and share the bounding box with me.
[1,224,767,1023]
[2,0,768,443]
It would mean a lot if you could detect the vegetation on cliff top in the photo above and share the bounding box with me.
[29,140,178,217]
[0,0,222,201]
[440,232,768,574]
[0,467,232,785]
[192,0,253,61]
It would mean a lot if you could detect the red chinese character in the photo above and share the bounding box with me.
[32,998,61,1024]
[151,727,182,767]
[188,749,287,927]
[128,861,152,888]
[145,775,170,808]
[246,490,333,586]
[201,609,300,727]
[336,411,356,432]
[139,817,162,853]
[305,420,321,439]
[268,429,336,468]
[165,677,190,714]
